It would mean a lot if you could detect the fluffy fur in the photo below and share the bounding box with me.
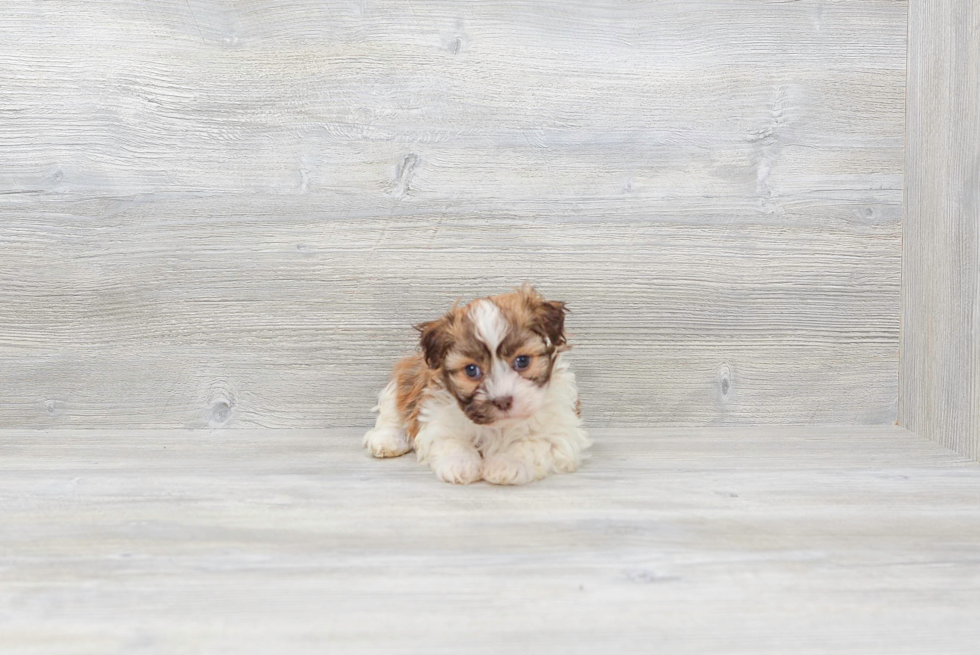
[363,284,590,485]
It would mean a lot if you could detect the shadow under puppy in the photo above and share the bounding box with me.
[363,284,590,485]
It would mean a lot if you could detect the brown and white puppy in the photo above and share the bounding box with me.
[363,284,590,485]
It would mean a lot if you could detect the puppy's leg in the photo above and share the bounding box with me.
[481,438,551,485]
[414,426,483,485]
[482,410,591,486]
[423,438,484,485]
[363,381,412,458]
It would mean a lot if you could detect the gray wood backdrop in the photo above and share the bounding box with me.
[0,1,907,429]
[902,0,980,459]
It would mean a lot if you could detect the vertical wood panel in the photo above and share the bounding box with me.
[0,1,907,428]
[902,0,980,459]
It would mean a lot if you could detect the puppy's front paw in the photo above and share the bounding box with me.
[431,450,483,485]
[482,454,536,486]
[364,427,412,458]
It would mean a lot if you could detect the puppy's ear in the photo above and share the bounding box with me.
[535,299,567,348]
[415,313,456,369]
[520,284,567,348]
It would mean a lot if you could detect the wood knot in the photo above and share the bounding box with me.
[205,381,237,427]
[209,400,232,425]
[390,153,419,198]
[717,363,734,404]
[43,399,67,418]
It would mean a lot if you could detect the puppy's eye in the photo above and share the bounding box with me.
[464,364,482,379]
[514,355,531,371]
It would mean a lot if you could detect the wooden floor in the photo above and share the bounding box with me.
[3,427,980,654]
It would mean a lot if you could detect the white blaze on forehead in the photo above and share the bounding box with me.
[470,299,508,354]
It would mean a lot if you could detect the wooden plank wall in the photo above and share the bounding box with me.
[0,1,907,429]
[902,0,980,459]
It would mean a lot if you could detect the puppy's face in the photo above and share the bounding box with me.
[417,285,567,426]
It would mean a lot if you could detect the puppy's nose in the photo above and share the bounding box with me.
[491,396,513,412]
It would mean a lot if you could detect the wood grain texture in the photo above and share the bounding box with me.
[2,426,980,654]
[0,1,907,428]
[901,0,980,459]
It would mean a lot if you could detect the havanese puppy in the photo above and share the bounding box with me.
[363,284,590,485]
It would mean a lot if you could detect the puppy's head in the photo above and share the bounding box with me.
[416,284,568,426]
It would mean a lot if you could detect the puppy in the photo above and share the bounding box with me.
[363,284,590,485]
